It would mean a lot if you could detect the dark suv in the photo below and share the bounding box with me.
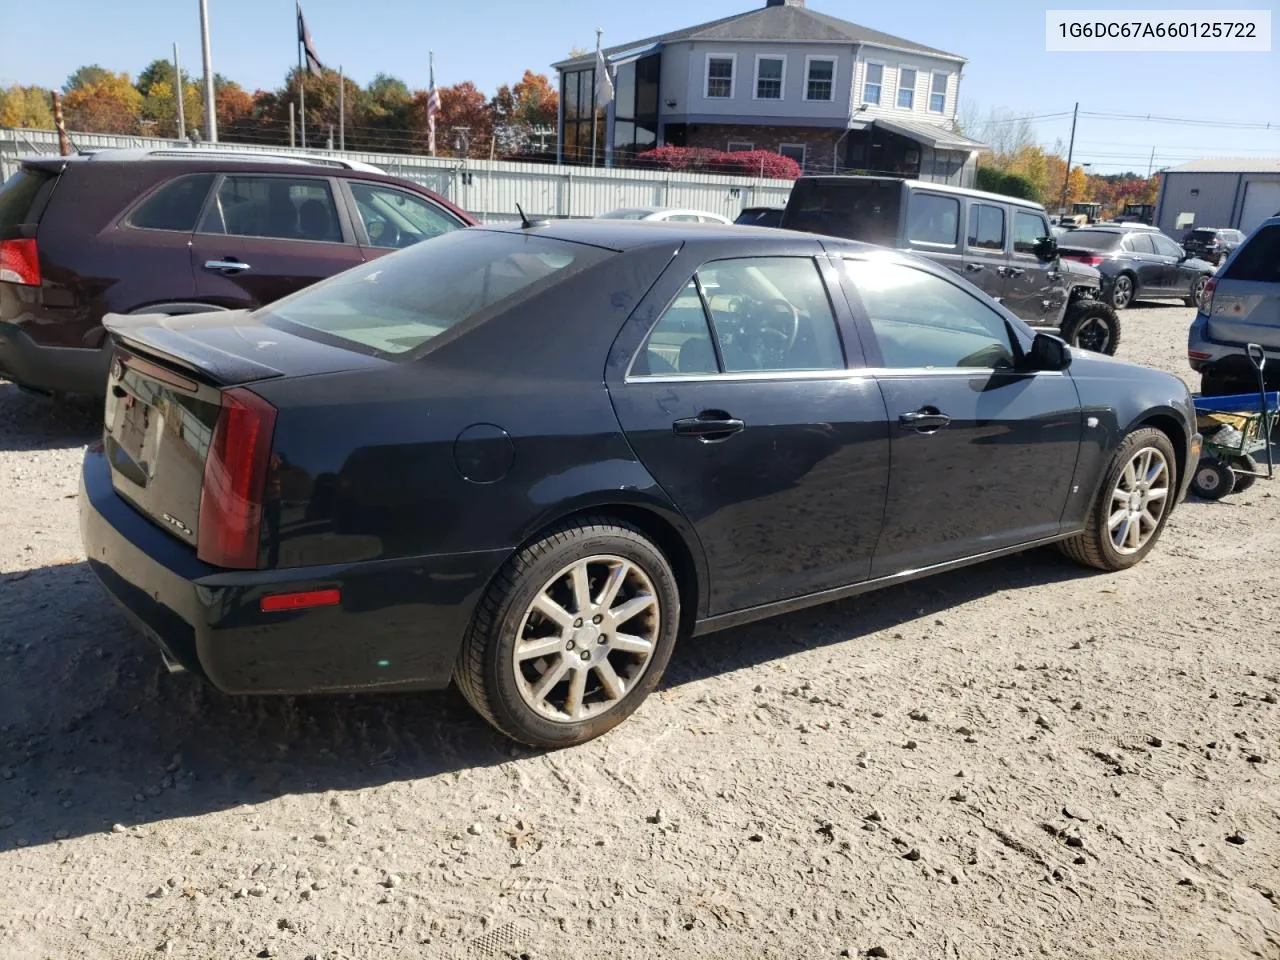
[1181,227,1244,265]
[779,176,1121,354]
[0,150,474,397]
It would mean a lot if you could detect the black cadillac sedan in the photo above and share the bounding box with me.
[80,220,1200,747]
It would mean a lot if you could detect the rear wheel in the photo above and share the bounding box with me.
[1108,274,1135,310]
[1059,427,1177,571]
[1186,275,1209,308]
[455,517,681,748]
[1061,300,1121,355]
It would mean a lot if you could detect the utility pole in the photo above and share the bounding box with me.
[173,43,186,140]
[338,65,345,151]
[1146,146,1156,179]
[198,0,217,141]
[288,102,296,148]
[1059,101,1078,214]
[327,124,334,151]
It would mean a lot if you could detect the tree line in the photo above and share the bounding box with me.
[0,62,560,159]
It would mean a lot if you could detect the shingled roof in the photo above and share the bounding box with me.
[552,2,964,70]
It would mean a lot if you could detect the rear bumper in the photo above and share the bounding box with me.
[0,321,109,395]
[1187,314,1280,387]
[79,446,507,694]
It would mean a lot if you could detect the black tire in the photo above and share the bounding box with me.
[1186,275,1209,308]
[1189,458,1235,500]
[1107,273,1136,310]
[1230,455,1259,492]
[454,516,681,748]
[1059,427,1178,571]
[1061,300,1121,355]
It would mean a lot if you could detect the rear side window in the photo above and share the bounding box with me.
[906,194,959,247]
[127,174,214,232]
[782,179,903,246]
[1123,233,1156,254]
[0,168,55,236]
[1062,230,1122,251]
[261,229,606,355]
[1223,225,1280,283]
[199,175,342,243]
[967,203,1005,250]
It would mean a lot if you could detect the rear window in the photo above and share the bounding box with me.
[126,173,215,232]
[260,229,607,355]
[1059,230,1122,250]
[1222,225,1280,284]
[782,179,903,246]
[1190,228,1218,240]
[0,168,55,237]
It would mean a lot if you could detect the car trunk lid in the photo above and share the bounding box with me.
[1205,224,1280,350]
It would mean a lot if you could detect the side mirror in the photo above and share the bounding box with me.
[1033,236,1058,261]
[1024,332,1071,372]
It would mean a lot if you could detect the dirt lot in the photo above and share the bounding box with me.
[1,302,1277,960]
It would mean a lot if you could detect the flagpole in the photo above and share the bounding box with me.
[592,28,602,168]
[297,7,306,149]
[338,65,345,150]
[428,50,437,158]
[199,0,217,141]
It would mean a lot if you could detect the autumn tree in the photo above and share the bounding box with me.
[214,79,255,137]
[136,59,203,138]
[0,85,55,129]
[431,81,494,158]
[492,70,558,155]
[62,70,143,134]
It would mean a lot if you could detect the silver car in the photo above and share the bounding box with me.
[596,206,732,225]
[1188,216,1280,396]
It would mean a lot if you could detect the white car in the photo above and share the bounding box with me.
[596,206,732,225]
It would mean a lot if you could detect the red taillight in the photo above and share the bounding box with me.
[1188,351,1212,361]
[260,589,340,613]
[1201,277,1217,314]
[197,387,277,569]
[1064,254,1105,267]
[0,238,40,286]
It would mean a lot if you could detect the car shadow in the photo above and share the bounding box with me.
[0,382,101,452]
[0,547,1093,850]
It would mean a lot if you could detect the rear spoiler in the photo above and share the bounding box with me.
[103,312,285,385]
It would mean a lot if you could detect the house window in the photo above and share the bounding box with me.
[897,67,916,109]
[929,72,947,113]
[779,143,806,169]
[727,141,755,153]
[755,56,785,100]
[706,55,736,99]
[806,57,836,101]
[862,62,882,105]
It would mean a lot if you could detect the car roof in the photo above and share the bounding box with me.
[474,218,875,254]
[21,148,385,176]
[795,174,1049,213]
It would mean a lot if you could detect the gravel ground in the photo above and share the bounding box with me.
[1,302,1277,960]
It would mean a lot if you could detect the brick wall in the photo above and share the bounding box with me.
[679,124,842,173]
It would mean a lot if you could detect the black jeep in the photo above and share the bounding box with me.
[779,176,1120,354]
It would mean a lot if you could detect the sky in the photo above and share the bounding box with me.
[2,0,1277,174]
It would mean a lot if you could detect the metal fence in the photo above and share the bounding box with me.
[0,128,795,222]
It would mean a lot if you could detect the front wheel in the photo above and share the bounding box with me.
[455,517,681,748]
[1059,427,1177,571]
[1108,274,1135,310]
[1061,300,1121,355]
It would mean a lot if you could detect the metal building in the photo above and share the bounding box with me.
[1155,158,1280,238]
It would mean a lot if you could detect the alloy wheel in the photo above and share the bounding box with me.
[1112,276,1133,308]
[513,555,661,723]
[1072,317,1111,353]
[1108,446,1171,555]
[1191,276,1208,306]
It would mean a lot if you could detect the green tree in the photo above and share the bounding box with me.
[63,65,111,93]
[140,78,204,138]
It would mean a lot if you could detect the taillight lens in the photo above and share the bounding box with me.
[197,387,277,569]
[1064,254,1105,267]
[1201,277,1217,314]
[0,238,40,286]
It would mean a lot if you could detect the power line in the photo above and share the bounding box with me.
[1079,110,1280,131]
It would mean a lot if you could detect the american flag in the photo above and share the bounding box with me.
[427,56,441,156]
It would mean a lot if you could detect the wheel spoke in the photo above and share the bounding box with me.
[531,594,574,630]
[612,633,654,656]
[594,659,625,700]
[1141,507,1161,529]
[1127,517,1142,549]
[1113,516,1132,546]
[515,635,566,662]
[531,657,570,704]
[596,560,630,610]
[1112,486,1131,504]
[609,593,655,627]
[570,563,593,615]
[1146,486,1169,502]
[564,667,588,719]
[1108,507,1129,531]
[1122,461,1137,490]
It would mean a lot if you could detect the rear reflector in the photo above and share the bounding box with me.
[260,588,341,613]
[1188,351,1212,361]
[0,238,40,286]
[197,387,277,569]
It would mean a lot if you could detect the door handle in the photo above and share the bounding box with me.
[204,259,251,273]
[963,262,984,273]
[899,409,951,433]
[673,411,745,442]
[1006,266,1025,277]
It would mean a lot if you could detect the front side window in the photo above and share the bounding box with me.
[897,68,917,109]
[929,72,947,112]
[1012,210,1050,255]
[261,230,604,356]
[906,193,960,247]
[807,58,836,102]
[634,258,845,376]
[756,56,784,99]
[127,174,215,232]
[706,55,735,99]
[198,175,342,243]
[967,203,1005,251]
[349,182,462,249]
[844,258,1017,370]
[862,63,883,105]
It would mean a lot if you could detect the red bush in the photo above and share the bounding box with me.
[636,146,801,180]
